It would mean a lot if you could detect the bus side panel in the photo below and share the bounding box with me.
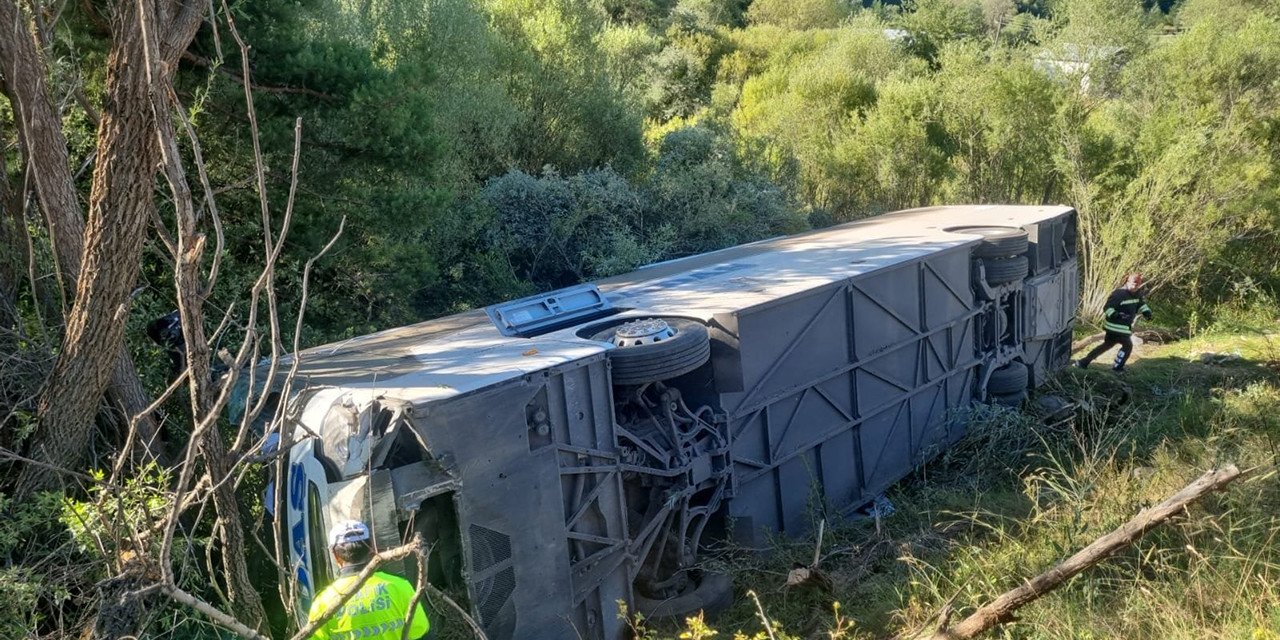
[408,354,629,640]
[719,249,978,546]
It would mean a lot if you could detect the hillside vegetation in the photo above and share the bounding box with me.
[53,0,1280,346]
[2,0,1280,638]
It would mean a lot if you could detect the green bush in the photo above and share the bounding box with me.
[746,0,852,30]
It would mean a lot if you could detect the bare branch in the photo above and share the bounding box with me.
[182,51,337,101]
[402,537,431,640]
[166,81,226,297]
[163,584,269,640]
[424,574,490,640]
[0,446,116,488]
[748,590,778,640]
[109,367,189,483]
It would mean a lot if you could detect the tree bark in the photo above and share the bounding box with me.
[0,135,24,326]
[0,0,162,461]
[0,0,83,280]
[14,0,203,495]
[920,465,1242,640]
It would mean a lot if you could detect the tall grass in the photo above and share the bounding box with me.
[645,332,1280,640]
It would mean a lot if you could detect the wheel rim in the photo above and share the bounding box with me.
[612,318,677,347]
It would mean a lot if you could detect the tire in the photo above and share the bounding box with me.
[948,226,1029,258]
[992,389,1028,407]
[983,255,1029,285]
[593,318,712,386]
[634,571,734,620]
[988,361,1029,395]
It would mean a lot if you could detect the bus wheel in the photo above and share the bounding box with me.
[983,255,1029,285]
[991,389,1029,407]
[988,361,1029,396]
[948,225,1029,258]
[634,571,734,620]
[593,318,712,386]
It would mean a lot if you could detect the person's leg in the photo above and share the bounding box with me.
[1113,334,1134,371]
[1078,335,1119,367]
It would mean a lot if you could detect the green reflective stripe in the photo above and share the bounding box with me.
[1140,304,1151,313]
[1104,322,1132,334]
[1104,308,1116,318]
[1120,298,1142,305]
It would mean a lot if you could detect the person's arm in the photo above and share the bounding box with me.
[412,593,432,640]
[1139,297,1152,320]
[1104,290,1121,320]
[407,593,430,640]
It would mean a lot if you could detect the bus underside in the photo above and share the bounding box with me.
[282,206,1080,639]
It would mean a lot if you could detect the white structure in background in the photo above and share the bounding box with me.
[1033,44,1127,94]
[883,28,911,42]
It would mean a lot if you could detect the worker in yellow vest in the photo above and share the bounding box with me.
[307,520,432,639]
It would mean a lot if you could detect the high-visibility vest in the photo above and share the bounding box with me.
[307,570,430,640]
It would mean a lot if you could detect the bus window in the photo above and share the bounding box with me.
[307,483,332,592]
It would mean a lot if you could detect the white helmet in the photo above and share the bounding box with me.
[328,520,370,547]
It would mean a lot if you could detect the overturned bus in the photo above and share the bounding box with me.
[275,204,1079,639]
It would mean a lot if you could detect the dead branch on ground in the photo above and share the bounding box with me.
[911,464,1242,640]
[1070,332,1105,354]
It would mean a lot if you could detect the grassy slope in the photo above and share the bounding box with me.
[640,327,1280,639]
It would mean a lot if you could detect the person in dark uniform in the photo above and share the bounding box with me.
[146,310,186,377]
[1076,273,1152,373]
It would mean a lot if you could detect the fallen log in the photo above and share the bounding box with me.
[916,464,1241,640]
[1070,332,1105,353]
[1071,326,1182,355]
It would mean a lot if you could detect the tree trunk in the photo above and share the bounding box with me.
[15,0,199,495]
[0,0,162,462]
[0,136,24,327]
[0,0,83,280]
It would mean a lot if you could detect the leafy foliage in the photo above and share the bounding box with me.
[5,0,1280,634]
[160,0,1280,337]
[746,0,852,30]
[480,124,806,288]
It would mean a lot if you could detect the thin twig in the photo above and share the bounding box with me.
[812,519,825,568]
[110,368,189,484]
[426,582,490,640]
[401,535,430,640]
[0,446,117,487]
[748,590,778,640]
